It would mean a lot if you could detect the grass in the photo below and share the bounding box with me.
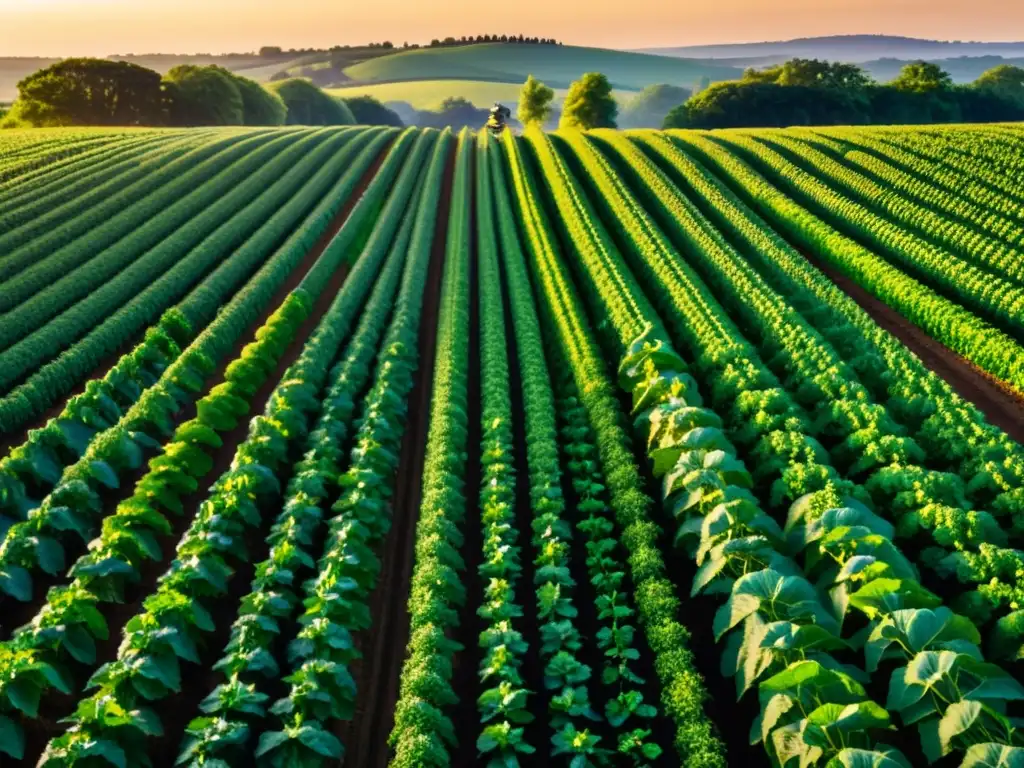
[342,44,743,90]
[327,79,639,111]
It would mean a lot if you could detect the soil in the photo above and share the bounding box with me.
[803,252,1024,445]
[18,141,391,767]
[337,138,456,768]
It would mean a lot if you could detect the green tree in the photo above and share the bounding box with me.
[164,65,244,125]
[342,94,404,126]
[9,58,171,127]
[217,69,287,125]
[267,78,355,125]
[890,61,953,93]
[745,58,872,89]
[560,72,617,130]
[975,64,1024,103]
[517,74,555,127]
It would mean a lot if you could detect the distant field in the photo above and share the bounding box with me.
[327,78,637,110]
[342,43,742,89]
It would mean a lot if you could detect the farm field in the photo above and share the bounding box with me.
[340,43,741,90]
[326,79,637,112]
[1,122,1024,768]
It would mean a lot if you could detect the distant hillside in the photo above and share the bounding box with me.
[860,55,1024,84]
[641,35,1024,63]
[342,44,742,90]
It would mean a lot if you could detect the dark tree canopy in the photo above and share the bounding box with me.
[976,64,1024,104]
[267,79,356,125]
[619,84,691,128]
[744,58,873,89]
[11,58,171,127]
[342,95,404,126]
[664,57,1024,129]
[560,72,618,130]
[164,65,244,126]
[219,69,287,125]
[890,61,954,93]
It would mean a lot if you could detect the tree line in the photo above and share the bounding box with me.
[664,58,1024,128]
[256,35,562,57]
[427,35,560,47]
[0,58,403,128]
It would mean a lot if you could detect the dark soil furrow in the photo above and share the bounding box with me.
[802,250,1024,444]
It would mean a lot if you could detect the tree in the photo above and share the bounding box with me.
[619,84,691,128]
[560,72,618,130]
[267,78,355,125]
[225,72,287,125]
[975,64,1024,103]
[343,95,404,126]
[665,80,868,129]
[10,58,171,127]
[744,58,871,89]
[890,61,953,93]
[259,46,284,57]
[517,75,555,127]
[164,65,244,125]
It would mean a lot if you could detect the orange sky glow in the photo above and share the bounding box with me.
[0,0,1020,56]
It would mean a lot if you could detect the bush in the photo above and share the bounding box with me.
[267,79,356,125]
[164,65,244,126]
[342,95,404,126]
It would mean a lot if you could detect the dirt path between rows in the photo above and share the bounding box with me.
[338,139,456,768]
[803,252,1024,445]
[18,142,391,767]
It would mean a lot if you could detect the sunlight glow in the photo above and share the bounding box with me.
[0,0,1020,56]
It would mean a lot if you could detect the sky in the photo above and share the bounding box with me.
[0,0,1021,56]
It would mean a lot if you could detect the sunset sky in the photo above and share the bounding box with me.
[0,0,1020,56]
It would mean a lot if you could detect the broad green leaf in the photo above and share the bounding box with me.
[0,565,32,601]
[803,700,890,747]
[35,536,65,576]
[961,743,1024,768]
[0,715,24,759]
[938,699,982,757]
[297,725,343,757]
[848,578,940,620]
[255,730,289,757]
[89,460,120,489]
[824,747,913,768]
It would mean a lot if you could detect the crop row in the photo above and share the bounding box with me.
[522,127,1024,765]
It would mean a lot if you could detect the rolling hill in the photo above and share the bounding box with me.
[342,44,742,90]
[641,34,1024,62]
[326,79,639,112]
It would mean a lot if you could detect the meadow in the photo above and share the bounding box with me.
[0,123,1023,768]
